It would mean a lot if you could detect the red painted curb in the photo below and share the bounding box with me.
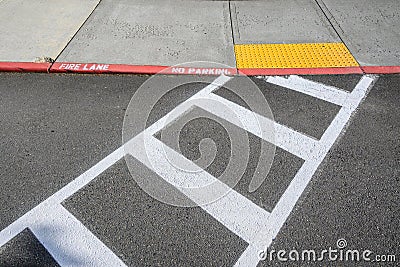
[237,67,363,76]
[0,62,50,72]
[361,66,400,74]
[1,62,399,75]
[50,62,238,76]
[51,62,167,74]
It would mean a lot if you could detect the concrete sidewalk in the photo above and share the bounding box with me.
[0,0,399,75]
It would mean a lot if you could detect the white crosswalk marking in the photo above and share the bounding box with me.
[126,135,271,244]
[30,205,126,267]
[235,75,377,265]
[0,74,377,266]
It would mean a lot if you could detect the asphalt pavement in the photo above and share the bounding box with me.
[0,0,399,266]
[0,73,398,266]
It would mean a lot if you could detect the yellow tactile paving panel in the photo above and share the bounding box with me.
[235,43,359,69]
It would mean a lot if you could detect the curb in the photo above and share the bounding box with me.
[51,62,238,76]
[360,66,400,74]
[0,62,51,73]
[51,62,167,75]
[0,62,399,76]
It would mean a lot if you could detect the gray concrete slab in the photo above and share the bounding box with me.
[0,0,99,62]
[318,0,400,66]
[57,0,236,67]
[231,0,340,44]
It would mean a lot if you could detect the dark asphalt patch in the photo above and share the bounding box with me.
[0,228,59,267]
[0,73,145,230]
[145,80,209,127]
[63,160,247,267]
[300,74,362,92]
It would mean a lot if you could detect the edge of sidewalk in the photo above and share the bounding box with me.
[0,61,399,75]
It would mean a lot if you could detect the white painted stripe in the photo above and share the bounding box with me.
[0,209,33,247]
[127,135,270,244]
[234,245,263,267]
[0,147,124,248]
[255,76,376,246]
[30,204,127,267]
[261,75,375,247]
[318,75,377,154]
[1,74,378,267]
[125,74,273,243]
[200,93,319,161]
[252,159,321,248]
[0,75,234,266]
[235,75,378,266]
[266,75,351,106]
